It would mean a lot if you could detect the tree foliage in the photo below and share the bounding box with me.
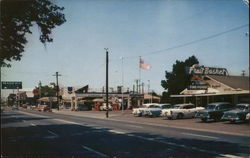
[0,0,66,66]
[161,56,199,95]
[40,85,57,97]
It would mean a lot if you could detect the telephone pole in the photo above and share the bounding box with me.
[105,48,109,118]
[53,72,61,110]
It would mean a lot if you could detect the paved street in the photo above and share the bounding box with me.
[1,108,250,158]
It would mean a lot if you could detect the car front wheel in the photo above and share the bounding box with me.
[201,118,207,122]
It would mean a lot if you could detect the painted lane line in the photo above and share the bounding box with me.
[30,123,36,126]
[219,154,243,158]
[133,135,221,156]
[108,129,127,134]
[181,132,218,139]
[47,130,58,137]
[126,124,143,128]
[52,119,81,125]
[82,145,109,158]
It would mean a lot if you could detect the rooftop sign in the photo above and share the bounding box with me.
[188,64,229,76]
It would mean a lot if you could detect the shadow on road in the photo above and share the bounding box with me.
[2,118,250,158]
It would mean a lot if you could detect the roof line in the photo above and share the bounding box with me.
[205,75,234,90]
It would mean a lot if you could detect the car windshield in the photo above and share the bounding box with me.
[173,105,181,109]
[148,105,157,108]
[205,104,216,110]
[235,105,247,110]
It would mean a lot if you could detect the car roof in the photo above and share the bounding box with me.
[236,103,250,106]
[174,103,194,106]
[207,102,231,106]
[157,103,171,106]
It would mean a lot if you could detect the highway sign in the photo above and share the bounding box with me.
[1,81,22,89]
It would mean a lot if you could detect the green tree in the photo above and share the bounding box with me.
[161,56,199,96]
[40,85,56,97]
[0,0,66,66]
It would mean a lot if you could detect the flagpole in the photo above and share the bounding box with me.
[139,56,141,94]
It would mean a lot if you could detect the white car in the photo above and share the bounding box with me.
[142,104,172,117]
[161,103,204,119]
[132,103,159,117]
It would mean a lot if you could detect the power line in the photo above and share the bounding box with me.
[123,23,249,59]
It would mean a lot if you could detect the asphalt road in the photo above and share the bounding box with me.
[1,109,250,158]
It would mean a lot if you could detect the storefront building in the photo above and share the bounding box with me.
[170,65,249,106]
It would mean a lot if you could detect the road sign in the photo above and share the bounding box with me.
[1,81,22,89]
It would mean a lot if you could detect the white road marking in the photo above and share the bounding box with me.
[30,123,36,126]
[181,132,218,139]
[219,154,243,158]
[47,130,58,137]
[82,145,109,158]
[108,129,127,134]
[52,119,81,125]
[133,135,223,156]
[126,124,143,128]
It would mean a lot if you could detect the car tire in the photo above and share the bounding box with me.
[201,118,207,122]
[177,113,184,119]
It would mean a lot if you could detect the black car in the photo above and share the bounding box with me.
[195,102,234,122]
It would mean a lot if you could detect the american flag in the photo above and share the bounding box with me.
[140,58,151,70]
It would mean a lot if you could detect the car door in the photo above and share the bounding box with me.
[182,105,190,118]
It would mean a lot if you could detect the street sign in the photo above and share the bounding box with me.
[1,81,22,89]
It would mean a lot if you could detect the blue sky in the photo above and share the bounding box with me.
[2,0,249,96]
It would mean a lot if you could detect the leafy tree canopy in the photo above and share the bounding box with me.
[0,0,66,67]
[161,55,199,95]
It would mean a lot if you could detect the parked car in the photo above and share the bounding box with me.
[21,104,28,109]
[141,104,172,117]
[132,103,159,117]
[161,104,204,119]
[12,104,19,110]
[30,105,37,110]
[100,103,112,111]
[222,104,250,122]
[37,104,51,112]
[76,104,91,111]
[195,102,233,122]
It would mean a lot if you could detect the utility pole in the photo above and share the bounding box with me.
[105,48,109,118]
[142,82,144,94]
[53,72,61,110]
[121,56,124,113]
[0,65,2,107]
[38,81,42,98]
[242,70,245,76]
[135,79,139,93]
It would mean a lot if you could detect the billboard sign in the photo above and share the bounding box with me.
[1,81,22,89]
[188,64,229,76]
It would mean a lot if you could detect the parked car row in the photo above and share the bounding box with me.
[133,102,250,123]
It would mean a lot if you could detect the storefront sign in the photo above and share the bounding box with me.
[188,65,228,76]
[188,85,208,90]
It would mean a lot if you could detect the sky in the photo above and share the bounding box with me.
[2,0,249,97]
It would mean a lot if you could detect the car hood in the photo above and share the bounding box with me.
[224,109,245,114]
[197,109,214,113]
[144,108,161,111]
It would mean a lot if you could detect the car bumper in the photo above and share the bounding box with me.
[221,117,240,121]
